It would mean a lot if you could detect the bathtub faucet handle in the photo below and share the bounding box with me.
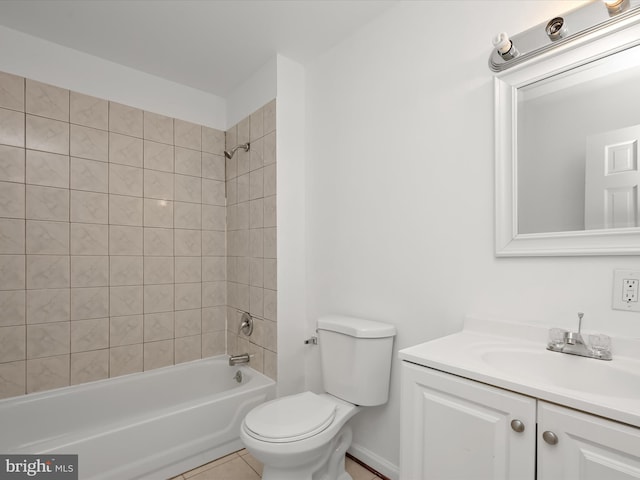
[238,312,254,337]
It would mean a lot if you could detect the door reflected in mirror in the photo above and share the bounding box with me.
[517,54,640,235]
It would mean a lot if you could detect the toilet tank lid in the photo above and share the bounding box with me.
[317,315,396,338]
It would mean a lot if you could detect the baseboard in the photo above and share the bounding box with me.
[347,443,399,480]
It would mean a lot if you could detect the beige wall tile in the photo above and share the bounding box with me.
[70,124,108,162]
[27,321,69,359]
[175,229,201,256]
[175,147,201,177]
[263,319,277,353]
[109,194,143,226]
[202,231,225,256]
[26,115,69,154]
[143,339,173,370]
[0,72,24,112]
[0,290,25,327]
[0,108,24,148]
[249,199,264,229]
[175,283,201,311]
[71,317,109,352]
[26,255,70,289]
[202,179,225,206]
[144,169,174,200]
[144,140,174,172]
[26,354,69,393]
[0,254,25,290]
[144,111,173,144]
[0,145,25,183]
[263,131,276,165]
[203,256,226,283]
[70,287,109,320]
[109,163,143,197]
[109,225,143,255]
[110,255,143,286]
[264,227,276,259]
[109,102,143,138]
[70,156,108,192]
[144,199,173,228]
[70,92,108,130]
[70,256,109,287]
[202,127,224,156]
[201,153,225,181]
[145,256,174,285]
[175,174,201,203]
[0,181,25,218]
[26,185,69,221]
[250,108,264,142]
[175,309,201,337]
[174,119,201,150]
[70,223,108,255]
[0,360,25,399]
[264,195,276,228]
[109,133,143,167]
[144,284,174,314]
[249,137,263,172]
[202,331,225,358]
[144,311,174,341]
[25,79,69,121]
[110,343,143,377]
[0,218,25,254]
[0,325,25,362]
[110,315,143,347]
[202,306,225,333]
[143,227,173,256]
[263,288,277,321]
[175,256,200,283]
[202,205,226,231]
[26,220,68,255]
[70,190,108,224]
[26,288,69,324]
[25,150,69,188]
[175,334,201,364]
[263,99,276,134]
[263,348,277,380]
[249,287,264,317]
[71,349,108,385]
[110,285,143,316]
[202,281,225,308]
[174,202,201,229]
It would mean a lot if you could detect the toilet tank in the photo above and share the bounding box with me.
[317,315,396,406]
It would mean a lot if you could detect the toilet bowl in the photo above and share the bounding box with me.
[240,315,397,480]
[240,392,359,480]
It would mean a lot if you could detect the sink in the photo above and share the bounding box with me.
[480,347,640,398]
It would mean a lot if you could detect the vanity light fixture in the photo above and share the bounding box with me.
[489,0,640,71]
[604,0,631,15]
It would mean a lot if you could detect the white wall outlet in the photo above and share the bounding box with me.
[613,269,640,312]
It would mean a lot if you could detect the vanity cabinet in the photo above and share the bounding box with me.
[400,361,640,480]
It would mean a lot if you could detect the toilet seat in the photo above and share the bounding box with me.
[244,392,337,443]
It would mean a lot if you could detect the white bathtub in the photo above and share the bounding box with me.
[0,355,275,480]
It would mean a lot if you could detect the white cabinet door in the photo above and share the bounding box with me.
[400,362,536,480]
[538,401,640,480]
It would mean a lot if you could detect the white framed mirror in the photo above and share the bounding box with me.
[495,14,640,256]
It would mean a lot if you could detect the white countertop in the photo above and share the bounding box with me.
[399,316,640,428]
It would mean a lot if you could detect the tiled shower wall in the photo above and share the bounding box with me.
[0,71,228,398]
[225,102,277,380]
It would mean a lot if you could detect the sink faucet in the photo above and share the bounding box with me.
[547,312,612,361]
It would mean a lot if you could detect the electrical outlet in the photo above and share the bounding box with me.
[613,269,640,312]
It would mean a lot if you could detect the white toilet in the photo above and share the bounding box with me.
[240,315,396,480]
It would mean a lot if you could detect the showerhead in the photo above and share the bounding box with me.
[224,142,250,159]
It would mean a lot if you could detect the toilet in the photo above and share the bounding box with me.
[240,315,396,480]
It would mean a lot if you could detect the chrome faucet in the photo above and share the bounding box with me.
[228,353,250,366]
[547,312,612,360]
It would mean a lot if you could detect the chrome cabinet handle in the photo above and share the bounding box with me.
[542,431,559,445]
[510,419,525,433]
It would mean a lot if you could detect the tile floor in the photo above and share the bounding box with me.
[171,449,384,480]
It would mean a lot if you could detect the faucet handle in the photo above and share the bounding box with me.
[547,328,568,349]
[577,312,584,333]
[588,333,612,359]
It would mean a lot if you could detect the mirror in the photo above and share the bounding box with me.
[495,18,640,256]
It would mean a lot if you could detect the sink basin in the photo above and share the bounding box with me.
[480,347,640,398]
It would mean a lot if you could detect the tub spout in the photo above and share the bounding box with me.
[229,353,250,366]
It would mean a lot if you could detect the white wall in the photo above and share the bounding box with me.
[226,57,277,129]
[0,26,226,128]
[304,1,640,477]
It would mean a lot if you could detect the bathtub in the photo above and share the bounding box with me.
[0,355,275,480]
